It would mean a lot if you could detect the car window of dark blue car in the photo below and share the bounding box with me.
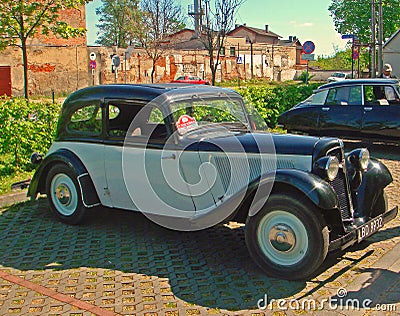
[325,86,361,106]
[305,90,328,105]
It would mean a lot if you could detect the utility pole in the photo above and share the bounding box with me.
[250,41,253,79]
[378,0,383,74]
[371,0,376,78]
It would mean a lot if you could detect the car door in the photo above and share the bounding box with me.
[103,100,197,217]
[361,84,400,141]
[318,85,363,139]
[281,89,328,136]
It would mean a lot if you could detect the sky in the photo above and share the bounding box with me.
[86,0,347,57]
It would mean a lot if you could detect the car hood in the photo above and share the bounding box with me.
[183,131,327,156]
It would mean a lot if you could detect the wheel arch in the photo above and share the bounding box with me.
[232,169,339,223]
[28,149,101,208]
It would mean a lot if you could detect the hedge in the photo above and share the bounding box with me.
[236,83,320,128]
[0,98,60,175]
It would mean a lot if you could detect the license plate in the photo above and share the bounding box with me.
[357,215,383,242]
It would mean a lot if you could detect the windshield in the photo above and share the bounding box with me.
[332,72,345,78]
[170,97,249,135]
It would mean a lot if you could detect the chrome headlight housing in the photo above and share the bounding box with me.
[314,156,340,181]
[348,148,370,171]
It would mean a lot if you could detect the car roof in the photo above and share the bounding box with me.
[63,84,238,106]
[319,78,399,90]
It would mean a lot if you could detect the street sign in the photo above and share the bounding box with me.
[352,48,359,60]
[302,41,315,54]
[341,34,359,40]
[341,34,353,39]
[89,60,97,69]
[302,54,315,61]
[236,55,244,64]
[112,55,121,67]
[89,52,97,61]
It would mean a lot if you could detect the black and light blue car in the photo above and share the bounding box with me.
[28,84,398,280]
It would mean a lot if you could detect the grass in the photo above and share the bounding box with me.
[0,170,33,195]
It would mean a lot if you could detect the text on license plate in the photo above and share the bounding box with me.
[357,215,383,242]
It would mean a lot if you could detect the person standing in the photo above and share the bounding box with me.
[379,64,397,78]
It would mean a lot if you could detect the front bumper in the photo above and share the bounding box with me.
[328,206,398,252]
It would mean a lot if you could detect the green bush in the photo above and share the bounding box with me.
[0,98,60,174]
[236,83,320,128]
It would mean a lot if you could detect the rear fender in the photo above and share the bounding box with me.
[28,149,101,208]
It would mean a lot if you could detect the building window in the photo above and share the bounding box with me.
[220,47,225,56]
[230,47,236,56]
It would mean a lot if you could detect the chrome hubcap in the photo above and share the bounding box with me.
[268,224,296,252]
[257,210,308,266]
[50,173,78,216]
[55,184,71,206]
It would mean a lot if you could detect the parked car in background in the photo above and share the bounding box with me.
[279,79,400,144]
[171,75,210,85]
[327,72,352,82]
[28,84,397,280]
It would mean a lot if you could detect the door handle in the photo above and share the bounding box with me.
[162,154,176,160]
[322,107,330,112]
[364,107,373,112]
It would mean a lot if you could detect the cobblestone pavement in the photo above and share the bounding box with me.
[0,150,399,315]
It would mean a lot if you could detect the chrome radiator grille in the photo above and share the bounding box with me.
[326,147,353,221]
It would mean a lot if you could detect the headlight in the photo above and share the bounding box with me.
[348,148,369,171]
[314,156,340,181]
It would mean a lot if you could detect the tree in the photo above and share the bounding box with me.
[96,0,142,48]
[200,0,245,86]
[328,0,400,44]
[310,46,371,76]
[0,0,88,99]
[138,0,185,83]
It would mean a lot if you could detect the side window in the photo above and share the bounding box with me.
[68,104,102,135]
[384,86,397,101]
[304,90,328,105]
[325,86,360,106]
[107,102,167,142]
[366,85,393,105]
[107,103,141,137]
[348,86,362,105]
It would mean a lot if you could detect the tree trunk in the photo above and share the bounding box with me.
[21,38,29,99]
[151,60,155,83]
[210,57,216,86]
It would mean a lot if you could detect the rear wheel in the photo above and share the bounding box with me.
[245,194,329,280]
[46,164,86,225]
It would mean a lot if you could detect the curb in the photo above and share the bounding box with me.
[0,190,29,209]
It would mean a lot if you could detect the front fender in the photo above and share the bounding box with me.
[355,158,393,217]
[28,149,100,207]
[254,169,339,212]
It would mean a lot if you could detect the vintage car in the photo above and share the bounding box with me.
[327,72,352,83]
[171,75,210,85]
[278,79,400,144]
[28,84,398,280]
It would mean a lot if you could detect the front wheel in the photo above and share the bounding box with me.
[46,164,87,225]
[245,194,329,280]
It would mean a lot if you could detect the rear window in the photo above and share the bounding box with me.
[68,104,102,135]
